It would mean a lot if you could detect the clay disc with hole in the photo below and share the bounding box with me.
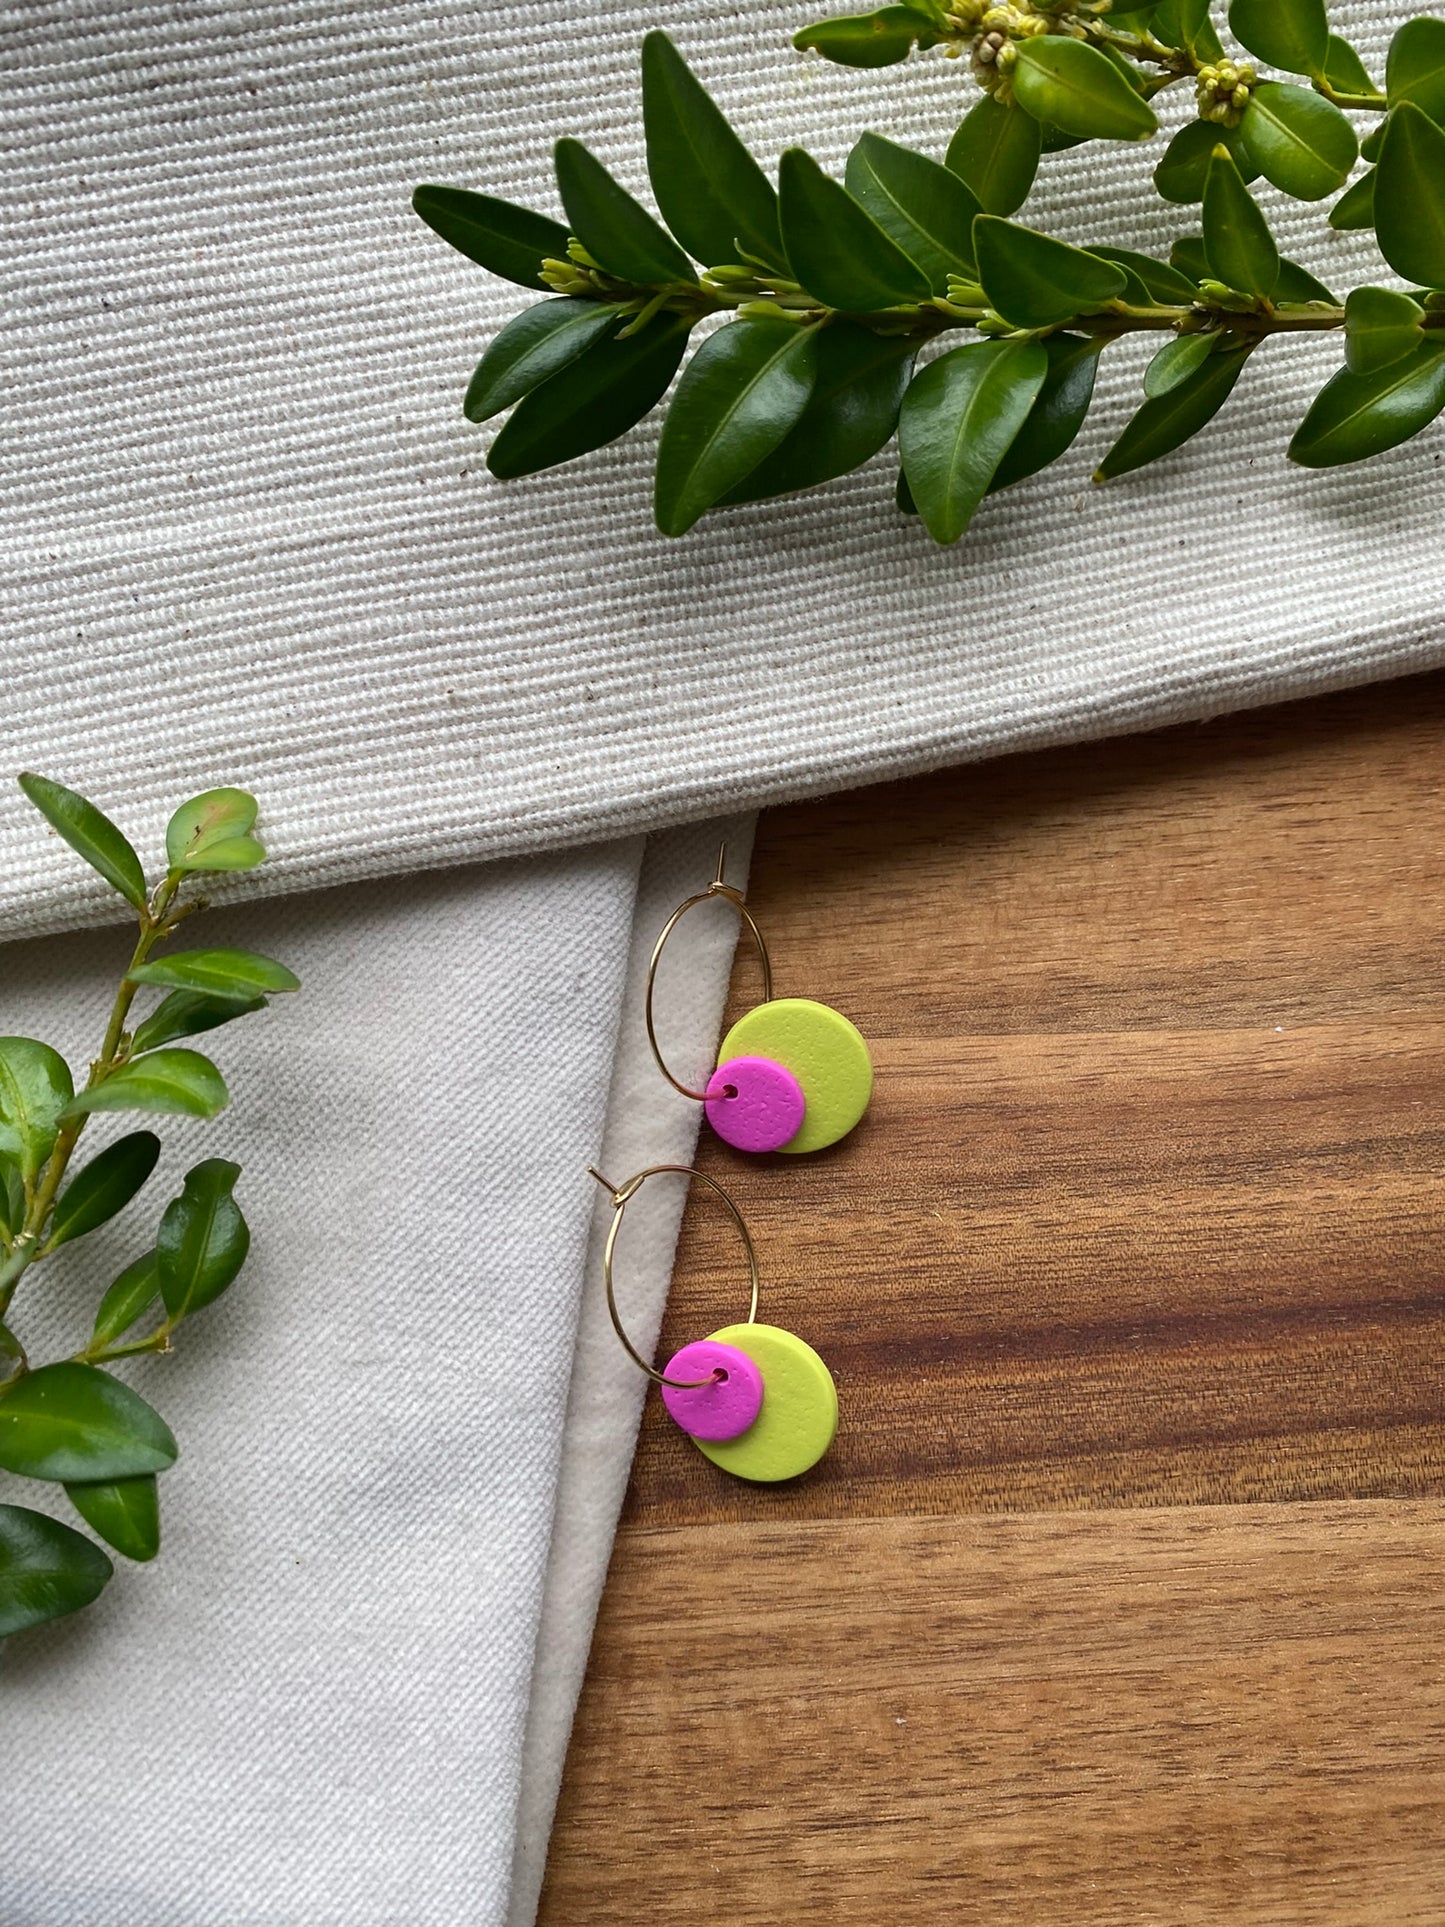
[716,998,871,1153]
[692,1323,837,1482]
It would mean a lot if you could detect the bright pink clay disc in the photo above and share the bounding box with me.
[660,1340,765,1442]
[704,1054,806,1154]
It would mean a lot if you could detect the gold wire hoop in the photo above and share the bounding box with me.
[588,1164,761,1388]
[644,844,774,1103]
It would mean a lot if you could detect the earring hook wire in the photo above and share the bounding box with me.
[644,843,774,1102]
[588,1164,760,1388]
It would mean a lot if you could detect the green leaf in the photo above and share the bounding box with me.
[0,1363,177,1481]
[1095,342,1252,479]
[778,149,931,311]
[792,6,940,69]
[1376,104,1445,289]
[1154,119,1259,204]
[898,339,1048,544]
[1170,234,1210,282]
[1228,0,1327,76]
[62,1050,229,1121]
[1387,17,1445,123]
[157,1159,250,1323]
[1143,329,1219,398]
[1239,83,1358,200]
[1345,286,1425,373]
[1012,36,1158,143]
[945,96,1041,218]
[464,301,627,424]
[0,1325,23,1388]
[91,1252,162,1349]
[0,1503,112,1636]
[1151,0,1221,57]
[974,216,1127,329]
[1202,145,1278,297]
[641,32,784,267]
[1089,247,1200,303]
[0,1155,23,1243]
[131,990,266,1056]
[553,139,694,285]
[721,325,915,503]
[1361,119,1387,163]
[47,1132,161,1252]
[17,774,147,913]
[411,186,571,292]
[653,319,820,536]
[0,1038,74,1186]
[1329,168,1376,230]
[845,133,981,292]
[65,1475,159,1564]
[486,311,692,478]
[128,947,300,1000]
[166,789,265,873]
[1322,34,1377,96]
[1289,339,1445,465]
[988,332,1105,492]
[1274,257,1337,303]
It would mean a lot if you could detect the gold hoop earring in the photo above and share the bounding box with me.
[589,1166,837,1483]
[644,845,872,1156]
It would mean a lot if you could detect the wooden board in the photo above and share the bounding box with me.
[540,674,1445,1922]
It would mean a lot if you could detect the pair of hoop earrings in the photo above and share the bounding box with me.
[592,853,872,1483]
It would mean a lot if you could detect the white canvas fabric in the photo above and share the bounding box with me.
[2,1,1440,940]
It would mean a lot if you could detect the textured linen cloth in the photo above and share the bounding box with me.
[0,819,748,1926]
[2,1,1442,939]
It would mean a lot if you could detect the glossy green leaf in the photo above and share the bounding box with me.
[1322,34,1376,96]
[0,1363,177,1481]
[1012,36,1158,143]
[62,1050,229,1121]
[1143,329,1219,398]
[793,6,940,69]
[721,325,914,503]
[1228,0,1327,75]
[128,947,300,1000]
[778,149,931,310]
[411,186,571,292]
[157,1159,250,1323]
[1376,104,1445,288]
[1345,286,1425,373]
[1362,119,1387,163]
[641,33,784,269]
[1170,234,1210,282]
[91,1251,163,1349]
[988,333,1105,492]
[464,301,627,424]
[1202,146,1278,297]
[1240,83,1357,200]
[1289,338,1445,465]
[0,1155,23,1243]
[1387,17,1445,123]
[554,139,694,285]
[653,319,820,535]
[1274,258,1338,303]
[166,789,265,873]
[17,774,147,913]
[131,990,266,1056]
[1151,0,1221,56]
[898,339,1048,544]
[65,1475,160,1563]
[845,132,980,291]
[486,311,692,477]
[0,1503,112,1636]
[0,1038,74,1186]
[1095,342,1252,478]
[945,96,1041,218]
[974,216,1127,329]
[1153,119,1259,203]
[1090,247,1200,303]
[1329,168,1376,230]
[47,1132,160,1252]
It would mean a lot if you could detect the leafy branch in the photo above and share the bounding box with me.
[413,4,1445,544]
[0,778,296,1641]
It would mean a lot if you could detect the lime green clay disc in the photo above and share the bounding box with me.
[717,998,871,1153]
[692,1323,838,1483]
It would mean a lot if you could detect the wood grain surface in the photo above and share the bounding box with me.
[540,673,1445,1924]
